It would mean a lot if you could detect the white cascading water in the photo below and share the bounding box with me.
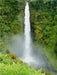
[24,2,31,56]
[22,2,35,64]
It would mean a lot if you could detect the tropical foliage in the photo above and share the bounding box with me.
[0,53,52,75]
[30,0,57,70]
[0,0,25,37]
[0,0,57,74]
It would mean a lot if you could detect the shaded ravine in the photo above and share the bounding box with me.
[6,2,56,75]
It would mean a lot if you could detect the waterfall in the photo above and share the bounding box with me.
[24,2,31,62]
[24,2,31,53]
[22,2,34,64]
[6,3,54,73]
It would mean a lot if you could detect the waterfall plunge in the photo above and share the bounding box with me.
[24,2,31,53]
[22,2,35,64]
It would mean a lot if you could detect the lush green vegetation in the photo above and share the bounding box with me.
[0,0,47,75]
[0,0,25,54]
[30,0,57,71]
[0,0,57,74]
[0,0,25,37]
[0,0,25,55]
[0,53,53,75]
[0,40,53,75]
